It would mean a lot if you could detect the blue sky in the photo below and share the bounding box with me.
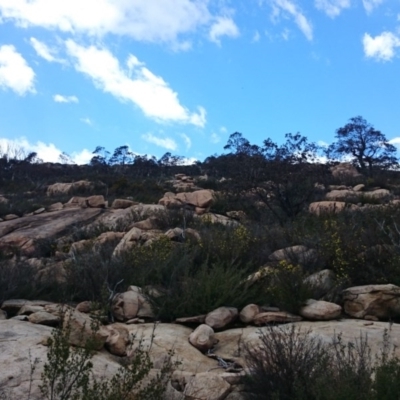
[1,0,400,164]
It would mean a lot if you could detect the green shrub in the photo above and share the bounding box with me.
[40,316,176,400]
[244,326,400,400]
[244,325,330,400]
[265,261,314,314]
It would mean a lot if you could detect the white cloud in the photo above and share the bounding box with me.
[271,0,313,40]
[362,0,384,14]
[80,117,93,125]
[252,31,261,42]
[65,40,206,126]
[29,37,64,63]
[210,132,221,143]
[71,148,93,164]
[363,31,400,61]
[0,0,238,47]
[389,137,400,146]
[209,16,240,44]
[220,126,228,133]
[180,157,197,165]
[142,133,178,151]
[0,136,93,164]
[180,133,192,150]
[314,0,350,18]
[0,45,35,95]
[53,94,79,103]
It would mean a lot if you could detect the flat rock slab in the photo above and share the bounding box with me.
[0,208,102,255]
[213,320,400,368]
[0,319,120,400]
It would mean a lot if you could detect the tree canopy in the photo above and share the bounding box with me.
[326,116,398,173]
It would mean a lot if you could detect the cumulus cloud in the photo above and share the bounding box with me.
[29,37,65,63]
[53,94,79,103]
[271,0,313,40]
[314,0,350,18]
[0,136,91,164]
[0,45,35,95]
[209,16,240,44]
[0,0,238,47]
[362,0,384,14]
[71,148,93,164]
[363,31,400,61]
[142,133,178,151]
[65,40,206,126]
[389,137,400,146]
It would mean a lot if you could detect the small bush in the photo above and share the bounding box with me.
[244,324,330,400]
[265,261,314,314]
[244,325,400,400]
[40,316,176,400]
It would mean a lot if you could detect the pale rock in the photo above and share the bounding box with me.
[65,196,87,208]
[47,202,63,212]
[165,227,184,241]
[343,284,400,319]
[4,214,18,221]
[11,315,28,321]
[1,299,32,315]
[47,180,94,196]
[184,373,231,400]
[205,307,238,329]
[189,324,218,352]
[86,195,106,208]
[269,245,316,264]
[104,323,130,356]
[253,311,302,325]
[200,213,239,226]
[111,199,138,209]
[69,239,92,255]
[0,208,101,256]
[176,190,214,209]
[353,184,365,192]
[326,190,358,202]
[0,319,121,400]
[124,323,219,373]
[304,269,336,299]
[75,301,92,313]
[309,201,349,215]
[17,305,44,316]
[0,309,6,320]
[220,371,246,385]
[112,291,140,321]
[330,163,362,179]
[239,304,260,324]
[94,231,125,248]
[175,315,207,325]
[63,309,109,349]
[363,189,391,201]
[28,311,60,326]
[132,217,159,230]
[299,299,342,320]
[112,227,142,255]
[33,208,45,215]
[195,207,207,215]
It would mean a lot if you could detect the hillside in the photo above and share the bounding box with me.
[2,155,400,399]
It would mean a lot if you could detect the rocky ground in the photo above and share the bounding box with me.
[2,165,400,399]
